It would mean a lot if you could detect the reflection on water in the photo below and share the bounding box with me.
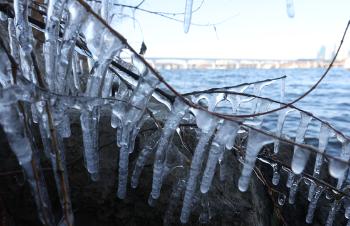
[161,68,350,155]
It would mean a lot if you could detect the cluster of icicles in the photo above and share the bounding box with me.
[0,0,349,226]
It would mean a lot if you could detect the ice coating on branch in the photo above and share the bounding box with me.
[183,0,194,33]
[238,129,273,192]
[258,157,280,185]
[226,85,249,113]
[151,98,189,199]
[325,200,342,226]
[328,135,350,189]
[180,112,218,223]
[193,93,225,112]
[250,80,274,113]
[291,112,312,174]
[306,185,324,224]
[200,120,239,194]
[286,0,295,18]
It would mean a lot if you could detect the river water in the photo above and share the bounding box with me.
[161,68,350,155]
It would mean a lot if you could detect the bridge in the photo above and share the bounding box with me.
[146,57,346,70]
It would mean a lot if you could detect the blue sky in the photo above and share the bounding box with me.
[117,0,350,59]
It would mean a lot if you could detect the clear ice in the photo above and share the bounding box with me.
[291,112,312,174]
[238,129,273,192]
[151,98,189,199]
[183,0,194,33]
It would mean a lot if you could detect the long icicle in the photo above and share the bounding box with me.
[151,98,189,199]
[200,120,239,194]
[291,112,312,174]
[238,129,273,192]
[180,111,218,223]
[308,123,330,201]
[305,185,324,224]
[117,68,160,199]
[0,104,55,226]
[183,0,194,33]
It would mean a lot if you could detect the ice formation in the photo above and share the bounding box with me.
[183,0,194,33]
[291,112,312,174]
[0,1,349,226]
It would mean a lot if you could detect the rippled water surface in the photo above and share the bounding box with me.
[161,68,350,154]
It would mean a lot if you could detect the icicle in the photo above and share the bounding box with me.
[272,163,280,185]
[111,81,130,129]
[0,104,55,226]
[325,200,342,226]
[286,170,294,188]
[183,0,193,33]
[80,12,123,97]
[163,179,186,226]
[117,69,160,199]
[305,185,324,224]
[151,98,189,199]
[274,108,293,154]
[55,0,89,94]
[80,108,100,181]
[8,18,20,64]
[329,136,350,189]
[257,157,280,185]
[219,156,228,182]
[200,120,239,193]
[288,175,302,204]
[291,112,312,174]
[286,0,295,18]
[101,71,114,98]
[238,129,273,192]
[130,133,159,189]
[309,123,331,200]
[346,204,350,219]
[13,0,36,83]
[44,0,68,90]
[226,85,249,114]
[180,111,218,223]
[278,193,286,206]
[71,52,82,91]
[250,81,274,114]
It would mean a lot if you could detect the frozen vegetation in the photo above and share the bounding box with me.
[0,1,349,226]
